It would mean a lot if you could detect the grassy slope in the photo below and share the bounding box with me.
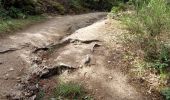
[0,16,46,37]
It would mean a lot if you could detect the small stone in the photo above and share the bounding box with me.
[108,61,111,63]
[16,77,21,80]
[28,85,38,91]
[17,80,21,82]
[16,77,22,82]
[84,96,89,99]
[5,74,9,77]
[79,65,83,68]
[9,67,14,71]
[108,76,113,79]
[82,55,91,65]
[59,63,72,68]
[36,84,39,88]
[4,73,9,80]
[4,77,8,80]
[24,92,32,96]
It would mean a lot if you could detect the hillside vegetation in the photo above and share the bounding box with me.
[0,0,122,19]
[111,0,170,99]
[0,0,124,36]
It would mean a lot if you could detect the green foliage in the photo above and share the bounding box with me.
[111,3,127,13]
[51,2,65,14]
[54,82,85,99]
[129,0,150,11]
[121,0,170,74]
[161,88,170,100]
[0,15,46,36]
[82,0,116,11]
[69,0,86,13]
[139,0,169,36]
[36,89,45,100]
[123,0,170,36]
[7,7,26,18]
[0,0,39,19]
[154,45,170,74]
[0,0,125,18]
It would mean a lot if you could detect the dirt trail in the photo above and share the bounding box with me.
[0,12,106,100]
[39,19,161,100]
[0,12,162,100]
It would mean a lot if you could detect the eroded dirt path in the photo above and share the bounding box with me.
[0,12,162,100]
[0,12,106,100]
[38,19,162,100]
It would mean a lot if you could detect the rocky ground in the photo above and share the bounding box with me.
[0,12,163,100]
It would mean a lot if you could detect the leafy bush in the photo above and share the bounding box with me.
[154,45,170,74]
[0,0,38,19]
[51,2,65,14]
[68,0,86,13]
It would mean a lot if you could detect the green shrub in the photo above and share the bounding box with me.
[82,0,115,11]
[161,88,170,100]
[68,0,86,13]
[51,2,65,14]
[54,82,85,99]
[154,45,170,74]
[36,89,45,100]
[7,7,26,18]
[0,8,9,19]
[123,0,170,36]
[122,0,170,74]
[111,3,127,13]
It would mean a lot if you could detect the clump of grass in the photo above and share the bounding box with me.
[36,89,45,100]
[0,15,46,36]
[54,82,86,99]
[123,0,170,36]
[161,88,170,100]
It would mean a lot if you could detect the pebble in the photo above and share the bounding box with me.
[108,61,111,63]
[79,65,83,68]
[5,74,9,77]
[83,55,91,65]
[4,74,9,80]
[108,76,113,79]
[4,77,8,80]
[9,67,14,71]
